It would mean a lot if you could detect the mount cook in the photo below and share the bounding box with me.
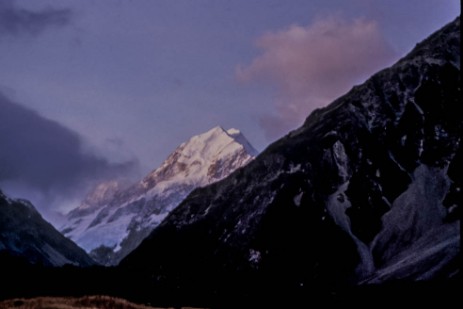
[60,126,257,265]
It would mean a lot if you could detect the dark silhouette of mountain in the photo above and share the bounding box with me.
[0,17,459,309]
[120,16,461,305]
[0,190,95,268]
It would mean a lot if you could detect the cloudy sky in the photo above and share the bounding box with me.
[0,0,459,219]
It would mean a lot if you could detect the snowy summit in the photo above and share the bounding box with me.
[60,126,257,265]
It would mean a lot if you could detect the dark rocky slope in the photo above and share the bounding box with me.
[121,17,460,302]
[0,190,95,268]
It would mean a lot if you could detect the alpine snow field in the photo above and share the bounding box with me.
[61,126,257,265]
[0,16,460,309]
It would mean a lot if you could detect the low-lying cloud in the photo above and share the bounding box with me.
[0,0,72,37]
[0,92,138,217]
[237,16,397,140]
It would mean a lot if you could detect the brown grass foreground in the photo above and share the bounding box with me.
[0,295,206,309]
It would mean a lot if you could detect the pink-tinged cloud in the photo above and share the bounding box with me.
[237,16,397,140]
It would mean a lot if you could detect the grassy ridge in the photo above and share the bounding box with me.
[0,295,205,309]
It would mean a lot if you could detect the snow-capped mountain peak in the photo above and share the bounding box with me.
[61,126,257,265]
[141,126,257,190]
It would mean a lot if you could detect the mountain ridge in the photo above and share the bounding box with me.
[0,190,95,268]
[121,16,460,300]
[61,126,257,265]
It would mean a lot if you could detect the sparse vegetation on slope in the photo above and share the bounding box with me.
[0,295,206,309]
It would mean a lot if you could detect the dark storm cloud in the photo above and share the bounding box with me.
[0,0,72,37]
[0,92,137,201]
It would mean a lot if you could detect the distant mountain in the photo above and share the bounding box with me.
[121,17,460,301]
[0,190,95,268]
[61,126,257,265]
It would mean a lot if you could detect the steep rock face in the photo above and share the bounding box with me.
[61,126,257,265]
[121,17,460,297]
[0,190,95,267]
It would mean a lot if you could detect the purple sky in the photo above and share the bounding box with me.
[0,0,459,217]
